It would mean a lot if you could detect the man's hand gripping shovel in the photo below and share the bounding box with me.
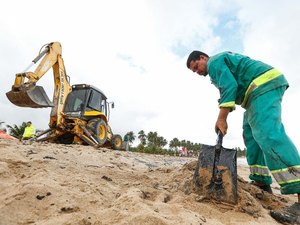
[193,132,238,204]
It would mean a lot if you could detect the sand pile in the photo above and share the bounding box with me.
[0,139,297,225]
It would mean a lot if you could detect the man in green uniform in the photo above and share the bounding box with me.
[186,51,300,224]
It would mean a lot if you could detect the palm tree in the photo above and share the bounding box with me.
[186,140,192,150]
[169,137,180,151]
[124,131,136,145]
[147,131,158,146]
[147,131,167,148]
[138,130,147,146]
[7,122,27,139]
[156,136,167,148]
[180,139,187,148]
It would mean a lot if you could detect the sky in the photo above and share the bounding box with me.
[1,0,300,150]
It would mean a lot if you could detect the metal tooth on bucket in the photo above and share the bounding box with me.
[6,86,53,108]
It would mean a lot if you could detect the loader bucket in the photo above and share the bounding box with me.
[194,143,237,204]
[6,85,53,108]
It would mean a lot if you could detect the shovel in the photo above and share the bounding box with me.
[194,132,237,204]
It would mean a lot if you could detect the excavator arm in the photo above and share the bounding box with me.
[6,42,72,127]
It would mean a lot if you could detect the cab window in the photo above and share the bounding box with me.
[87,91,102,111]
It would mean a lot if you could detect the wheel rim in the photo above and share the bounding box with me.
[115,138,121,147]
[98,124,106,140]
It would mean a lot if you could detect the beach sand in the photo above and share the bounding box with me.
[0,139,297,225]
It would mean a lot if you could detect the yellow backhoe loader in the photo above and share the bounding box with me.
[6,42,123,149]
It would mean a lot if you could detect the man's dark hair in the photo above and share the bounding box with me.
[186,51,209,68]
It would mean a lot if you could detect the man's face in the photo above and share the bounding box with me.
[189,56,208,76]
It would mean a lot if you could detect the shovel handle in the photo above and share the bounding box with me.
[216,131,223,149]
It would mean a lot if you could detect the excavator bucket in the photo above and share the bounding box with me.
[194,133,237,204]
[6,85,53,108]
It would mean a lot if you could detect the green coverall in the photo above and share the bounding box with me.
[207,52,300,194]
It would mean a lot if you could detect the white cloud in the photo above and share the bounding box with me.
[1,0,300,152]
[236,0,300,149]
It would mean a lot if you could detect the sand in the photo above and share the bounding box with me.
[0,138,298,225]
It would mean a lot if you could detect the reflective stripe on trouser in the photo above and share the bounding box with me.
[249,165,270,177]
[272,166,300,185]
[243,86,300,194]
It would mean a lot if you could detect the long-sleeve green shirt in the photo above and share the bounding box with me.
[207,51,288,109]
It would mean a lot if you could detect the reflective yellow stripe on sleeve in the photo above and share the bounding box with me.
[219,101,235,109]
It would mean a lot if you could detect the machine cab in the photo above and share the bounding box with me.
[64,84,109,119]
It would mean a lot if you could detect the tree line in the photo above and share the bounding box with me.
[0,120,246,157]
[123,130,246,157]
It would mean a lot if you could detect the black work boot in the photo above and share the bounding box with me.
[259,184,273,194]
[270,203,300,224]
[251,181,273,194]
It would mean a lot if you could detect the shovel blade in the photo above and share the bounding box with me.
[6,85,53,108]
[194,144,237,204]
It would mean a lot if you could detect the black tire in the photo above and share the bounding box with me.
[112,134,123,150]
[87,118,107,145]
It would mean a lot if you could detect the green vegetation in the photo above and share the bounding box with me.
[1,120,246,157]
[124,130,246,157]
[7,122,27,139]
